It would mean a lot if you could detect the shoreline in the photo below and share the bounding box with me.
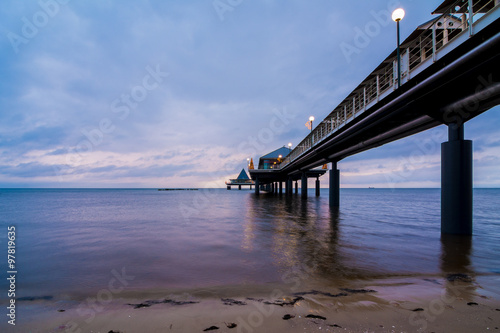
[6,274,500,332]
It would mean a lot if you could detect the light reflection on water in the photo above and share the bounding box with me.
[0,188,498,299]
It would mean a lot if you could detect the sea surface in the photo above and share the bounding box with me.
[0,188,499,301]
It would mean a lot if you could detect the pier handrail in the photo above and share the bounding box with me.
[279,0,498,169]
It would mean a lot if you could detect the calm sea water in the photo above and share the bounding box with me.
[0,188,499,300]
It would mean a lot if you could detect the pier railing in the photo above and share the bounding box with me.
[225,179,254,185]
[279,0,498,170]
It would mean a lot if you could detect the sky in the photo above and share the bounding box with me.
[0,0,499,188]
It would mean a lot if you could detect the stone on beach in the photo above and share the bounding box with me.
[306,314,327,320]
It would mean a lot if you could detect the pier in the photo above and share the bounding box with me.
[249,0,500,235]
[226,169,255,190]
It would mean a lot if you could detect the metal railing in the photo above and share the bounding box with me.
[279,0,498,169]
[226,179,254,184]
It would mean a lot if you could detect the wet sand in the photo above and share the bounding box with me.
[6,274,500,333]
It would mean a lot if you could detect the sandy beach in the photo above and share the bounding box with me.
[7,274,500,333]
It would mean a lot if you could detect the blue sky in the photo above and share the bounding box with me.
[0,0,498,188]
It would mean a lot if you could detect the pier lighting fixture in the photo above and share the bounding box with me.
[392,8,405,89]
[392,8,405,22]
[309,116,315,132]
[247,158,250,166]
[288,142,292,149]
[278,154,282,163]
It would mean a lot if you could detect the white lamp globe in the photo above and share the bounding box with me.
[392,8,405,22]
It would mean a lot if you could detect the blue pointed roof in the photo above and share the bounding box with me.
[260,147,292,159]
[236,169,250,180]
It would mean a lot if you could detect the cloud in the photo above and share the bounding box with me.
[0,1,499,188]
[46,148,68,156]
[0,162,63,178]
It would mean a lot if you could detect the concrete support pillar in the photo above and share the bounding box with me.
[315,177,320,197]
[279,182,283,195]
[295,181,298,194]
[329,161,340,207]
[271,182,274,193]
[238,185,241,190]
[286,178,293,196]
[255,178,260,195]
[301,172,308,199]
[441,124,472,235]
[227,185,231,190]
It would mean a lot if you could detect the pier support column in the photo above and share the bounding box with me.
[301,172,308,199]
[286,178,293,196]
[238,185,241,190]
[279,182,283,195]
[295,181,298,194]
[271,182,274,193]
[329,161,340,207]
[315,177,320,197]
[255,178,260,195]
[227,185,231,190]
[441,124,472,235]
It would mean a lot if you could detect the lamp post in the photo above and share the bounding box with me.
[392,8,405,89]
[309,116,315,132]
[247,158,250,166]
[288,142,292,150]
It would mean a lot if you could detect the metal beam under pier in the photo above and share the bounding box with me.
[441,124,472,235]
